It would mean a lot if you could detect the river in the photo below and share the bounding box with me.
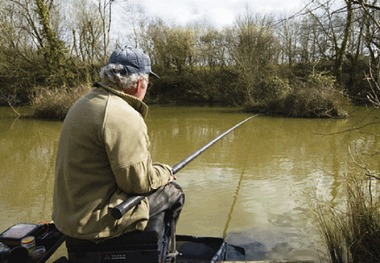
[0,105,379,262]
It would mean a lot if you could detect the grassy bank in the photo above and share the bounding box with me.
[30,85,91,120]
[316,174,380,263]
[28,71,350,120]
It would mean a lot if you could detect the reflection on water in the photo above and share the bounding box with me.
[0,105,379,262]
[0,117,60,226]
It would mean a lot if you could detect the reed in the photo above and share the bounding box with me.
[30,85,90,120]
[317,175,380,263]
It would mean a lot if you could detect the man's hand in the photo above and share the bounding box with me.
[169,175,177,182]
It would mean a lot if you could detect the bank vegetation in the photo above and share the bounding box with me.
[314,97,380,263]
[0,0,379,119]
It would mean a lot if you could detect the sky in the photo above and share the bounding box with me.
[122,0,308,29]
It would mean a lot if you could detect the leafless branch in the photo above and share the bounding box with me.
[351,0,380,29]
[352,0,380,11]
[0,91,21,117]
[366,68,380,108]
[314,119,380,135]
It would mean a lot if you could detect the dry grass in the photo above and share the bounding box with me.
[317,175,380,263]
[280,85,349,118]
[30,85,90,120]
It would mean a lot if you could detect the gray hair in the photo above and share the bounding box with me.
[99,63,149,92]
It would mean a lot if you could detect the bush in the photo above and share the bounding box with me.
[146,67,243,105]
[244,73,350,118]
[30,85,90,120]
[281,86,348,118]
[254,76,291,103]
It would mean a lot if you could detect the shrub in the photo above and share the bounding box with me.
[30,85,90,120]
[146,67,243,105]
[281,86,348,118]
[254,76,291,103]
[244,73,350,118]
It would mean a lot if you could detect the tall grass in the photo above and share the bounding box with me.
[30,85,90,120]
[317,175,380,263]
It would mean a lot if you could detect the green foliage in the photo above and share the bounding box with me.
[147,70,205,104]
[282,87,347,118]
[244,73,349,118]
[254,76,291,103]
[342,55,377,104]
[284,74,349,118]
[145,67,244,105]
[34,0,73,88]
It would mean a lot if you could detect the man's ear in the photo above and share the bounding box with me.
[123,79,147,100]
[123,80,140,96]
[135,79,143,93]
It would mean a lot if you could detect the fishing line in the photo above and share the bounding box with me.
[222,127,254,239]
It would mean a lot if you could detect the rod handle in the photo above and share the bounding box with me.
[111,196,145,219]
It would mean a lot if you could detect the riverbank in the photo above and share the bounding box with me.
[0,68,346,120]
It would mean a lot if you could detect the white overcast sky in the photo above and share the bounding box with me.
[121,0,308,29]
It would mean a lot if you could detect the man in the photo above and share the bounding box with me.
[53,46,184,241]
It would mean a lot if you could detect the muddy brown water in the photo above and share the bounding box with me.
[0,105,379,262]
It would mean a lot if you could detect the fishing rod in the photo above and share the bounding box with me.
[111,114,258,220]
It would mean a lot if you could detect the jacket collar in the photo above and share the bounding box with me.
[95,82,148,119]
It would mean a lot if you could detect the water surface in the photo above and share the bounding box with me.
[0,105,379,262]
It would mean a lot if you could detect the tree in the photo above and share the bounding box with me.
[197,28,228,70]
[0,0,70,102]
[277,17,300,65]
[227,11,281,102]
[351,0,380,102]
[66,0,117,83]
[34,0,71,87]
[146,21,195,73]
[352,0,380,81]
[306,0,353,84]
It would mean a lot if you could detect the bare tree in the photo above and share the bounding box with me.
[98,0,114,62]
[150,23,195,73]
[64,0,117,82]
[306,0,353,84]
[228,10,280,101]
[198,28,229,70]
[349,0,380,99]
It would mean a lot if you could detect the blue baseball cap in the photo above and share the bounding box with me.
[108,46,159,78]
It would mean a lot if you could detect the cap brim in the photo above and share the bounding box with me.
[150,72,160,79]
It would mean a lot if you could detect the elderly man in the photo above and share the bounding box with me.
[53,46,184,242]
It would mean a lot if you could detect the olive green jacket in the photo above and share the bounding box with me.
[52,83,172,240]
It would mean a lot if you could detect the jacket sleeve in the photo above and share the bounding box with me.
[103,99,172,194]
[114,159,173,194]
